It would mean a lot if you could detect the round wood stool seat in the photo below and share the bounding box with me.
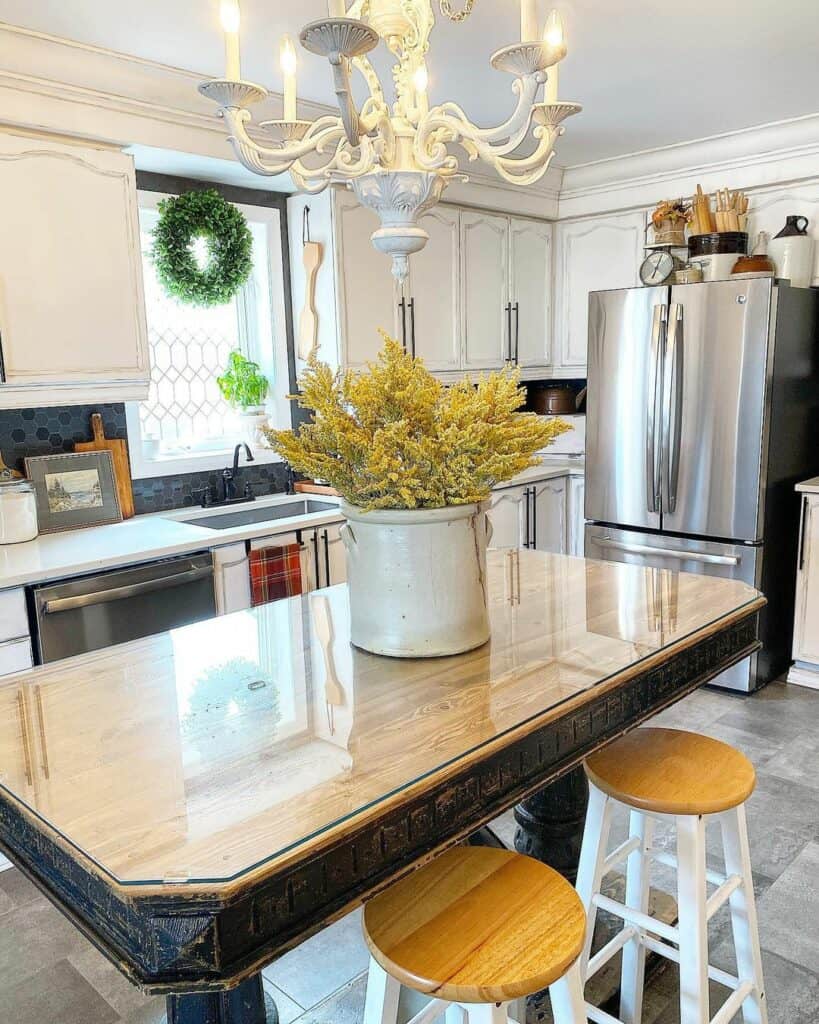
[362,846,586,1004]
[585,727,756,816]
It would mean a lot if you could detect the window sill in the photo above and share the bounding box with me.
[130,446,283,481]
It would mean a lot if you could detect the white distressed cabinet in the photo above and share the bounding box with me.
[0,130,149,407]
[460,209,511,370]
[568,475,586,557]
[400,206,460,371]
[510,217,552,368]
[790,489,819,687]
[531,476,567,554]
[552,210,646,376]
[489,483,530,549]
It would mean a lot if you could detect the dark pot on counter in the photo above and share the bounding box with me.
[530,385,577,415]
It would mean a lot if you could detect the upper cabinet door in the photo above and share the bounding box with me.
[405,206,460,372]
[333,189,399,369]
[460,210,510,371]
[510,218,552,369]
[0,133,149,395]
[553,211,646,373]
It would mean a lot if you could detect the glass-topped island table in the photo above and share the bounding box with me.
[0,550,764,1024]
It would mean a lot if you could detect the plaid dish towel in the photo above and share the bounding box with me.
[249,543,303,606]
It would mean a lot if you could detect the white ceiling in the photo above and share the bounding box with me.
[3,0,819,166]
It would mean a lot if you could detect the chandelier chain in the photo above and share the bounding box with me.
[438,0,476,23]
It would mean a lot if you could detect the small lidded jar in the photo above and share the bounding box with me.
[0,479,38,544]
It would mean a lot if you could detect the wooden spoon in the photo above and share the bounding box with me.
[297,240,323,362]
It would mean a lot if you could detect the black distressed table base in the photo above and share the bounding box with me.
[514,766,591,881]
[166,974,276,1024]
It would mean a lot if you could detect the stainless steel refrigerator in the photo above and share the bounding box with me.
[584,278,819,691]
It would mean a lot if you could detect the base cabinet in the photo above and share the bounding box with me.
[791,493,819,681]
[568,476,586,557]
[489,474,582,555]
[489,484,530,549]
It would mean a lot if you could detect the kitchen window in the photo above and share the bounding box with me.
[127,190,292,479]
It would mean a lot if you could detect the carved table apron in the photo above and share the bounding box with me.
[0,555,762,1024]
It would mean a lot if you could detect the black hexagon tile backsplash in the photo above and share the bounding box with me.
[0,403,289,516]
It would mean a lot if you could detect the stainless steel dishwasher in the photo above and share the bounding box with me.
[30,552,216,663]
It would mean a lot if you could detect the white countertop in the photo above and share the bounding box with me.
[796,477,819,495]
[0,457,584,590]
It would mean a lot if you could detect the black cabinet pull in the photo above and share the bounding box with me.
[408,298,416,358]
[398,298,407,352]
[311,530,320,588]
[799,496,809,571]
[513,302,520,364]
[531,486,537,550]
[505,302,512,362]
[323,529,330,587]
[523,487,530,549]
[0,329,6,383]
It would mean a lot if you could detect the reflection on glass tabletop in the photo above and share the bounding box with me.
[0,550,761,888]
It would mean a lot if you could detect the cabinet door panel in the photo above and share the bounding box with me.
[334,190,399,367]
[0,134,148,385]
[212,543,251,615]
[794,495,819,665]
[489,485,527,549]
[568,476,586,556]
[510,218,552,368]
[553,212,645,372]
[320,522,347,588]
[406,207,460,371]
[532,477,567,554]
[461,210,510,370]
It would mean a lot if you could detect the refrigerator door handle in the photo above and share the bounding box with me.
[662,302,684,514]
[596,537,741,566]
[646,303,666,514]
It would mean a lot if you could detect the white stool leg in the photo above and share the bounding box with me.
[619,810,654,1024]
[575,782,613,979]
[464,1003,509,1024]
[720,805,768,1024]
[676,814,710,1024]
[445,1005,468,1024]
[508,996,526,1023]
[363,957,401,1024]
[549,962,588,1024]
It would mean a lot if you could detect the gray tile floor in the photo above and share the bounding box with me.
[1,680,818,1023]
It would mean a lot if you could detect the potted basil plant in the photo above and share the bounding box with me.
[217,350,269,444]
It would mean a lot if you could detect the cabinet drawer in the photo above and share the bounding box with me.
[0,638,33,676]
[0,588,28,643]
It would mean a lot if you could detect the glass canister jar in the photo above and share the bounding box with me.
[0,479,38,544]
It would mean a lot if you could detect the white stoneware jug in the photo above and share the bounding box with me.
[339,500,493,658]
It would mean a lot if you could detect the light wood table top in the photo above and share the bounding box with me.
[0,550,762,893]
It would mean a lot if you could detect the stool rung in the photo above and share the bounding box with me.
[710,980,755,1024]
[586,926,638,979]
[602,836,641,873]
[705,873,742,921]
[406,998,448,1024]
[649,849,725,888]
[585,1002,624,1024]
[592,893,679,944]
[641,934,740,991]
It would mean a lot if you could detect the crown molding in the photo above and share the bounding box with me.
[558,112,819,220]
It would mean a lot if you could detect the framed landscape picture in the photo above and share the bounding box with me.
[24,451,123,534]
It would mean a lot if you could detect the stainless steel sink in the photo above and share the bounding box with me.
[190,499,337,531]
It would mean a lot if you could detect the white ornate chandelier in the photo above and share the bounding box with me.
[200,0,580,281]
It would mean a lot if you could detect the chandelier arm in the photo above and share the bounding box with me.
[424,73,543,146]
[329,56,363,147]
[492,129,561,185]
[222,108,347,166]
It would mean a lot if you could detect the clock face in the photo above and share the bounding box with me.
[640,250,675,286]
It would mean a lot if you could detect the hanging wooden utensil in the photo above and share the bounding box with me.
[297,206,323,363]
[75,413,135,518]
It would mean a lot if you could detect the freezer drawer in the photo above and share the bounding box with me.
[585,525,760,691]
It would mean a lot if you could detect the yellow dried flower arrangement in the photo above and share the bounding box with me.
[264,335,572,511]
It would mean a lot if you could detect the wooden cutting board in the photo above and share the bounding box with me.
[75,413,135,519]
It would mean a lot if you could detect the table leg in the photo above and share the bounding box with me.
[166,973,276,1024]
[513,766,589,881]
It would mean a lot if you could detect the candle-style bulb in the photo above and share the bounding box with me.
[220,0,241,34]
[413,65,428,94]
[280,35,297,76]
[543,10,565,50]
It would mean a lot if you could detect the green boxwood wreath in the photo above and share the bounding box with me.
[151,189,253,307]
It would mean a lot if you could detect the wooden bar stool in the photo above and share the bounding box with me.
[361,846,589,1024]
[575,728,767,1024]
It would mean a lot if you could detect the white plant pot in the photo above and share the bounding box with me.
[237,407,269,445]
[339,501,493,658]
